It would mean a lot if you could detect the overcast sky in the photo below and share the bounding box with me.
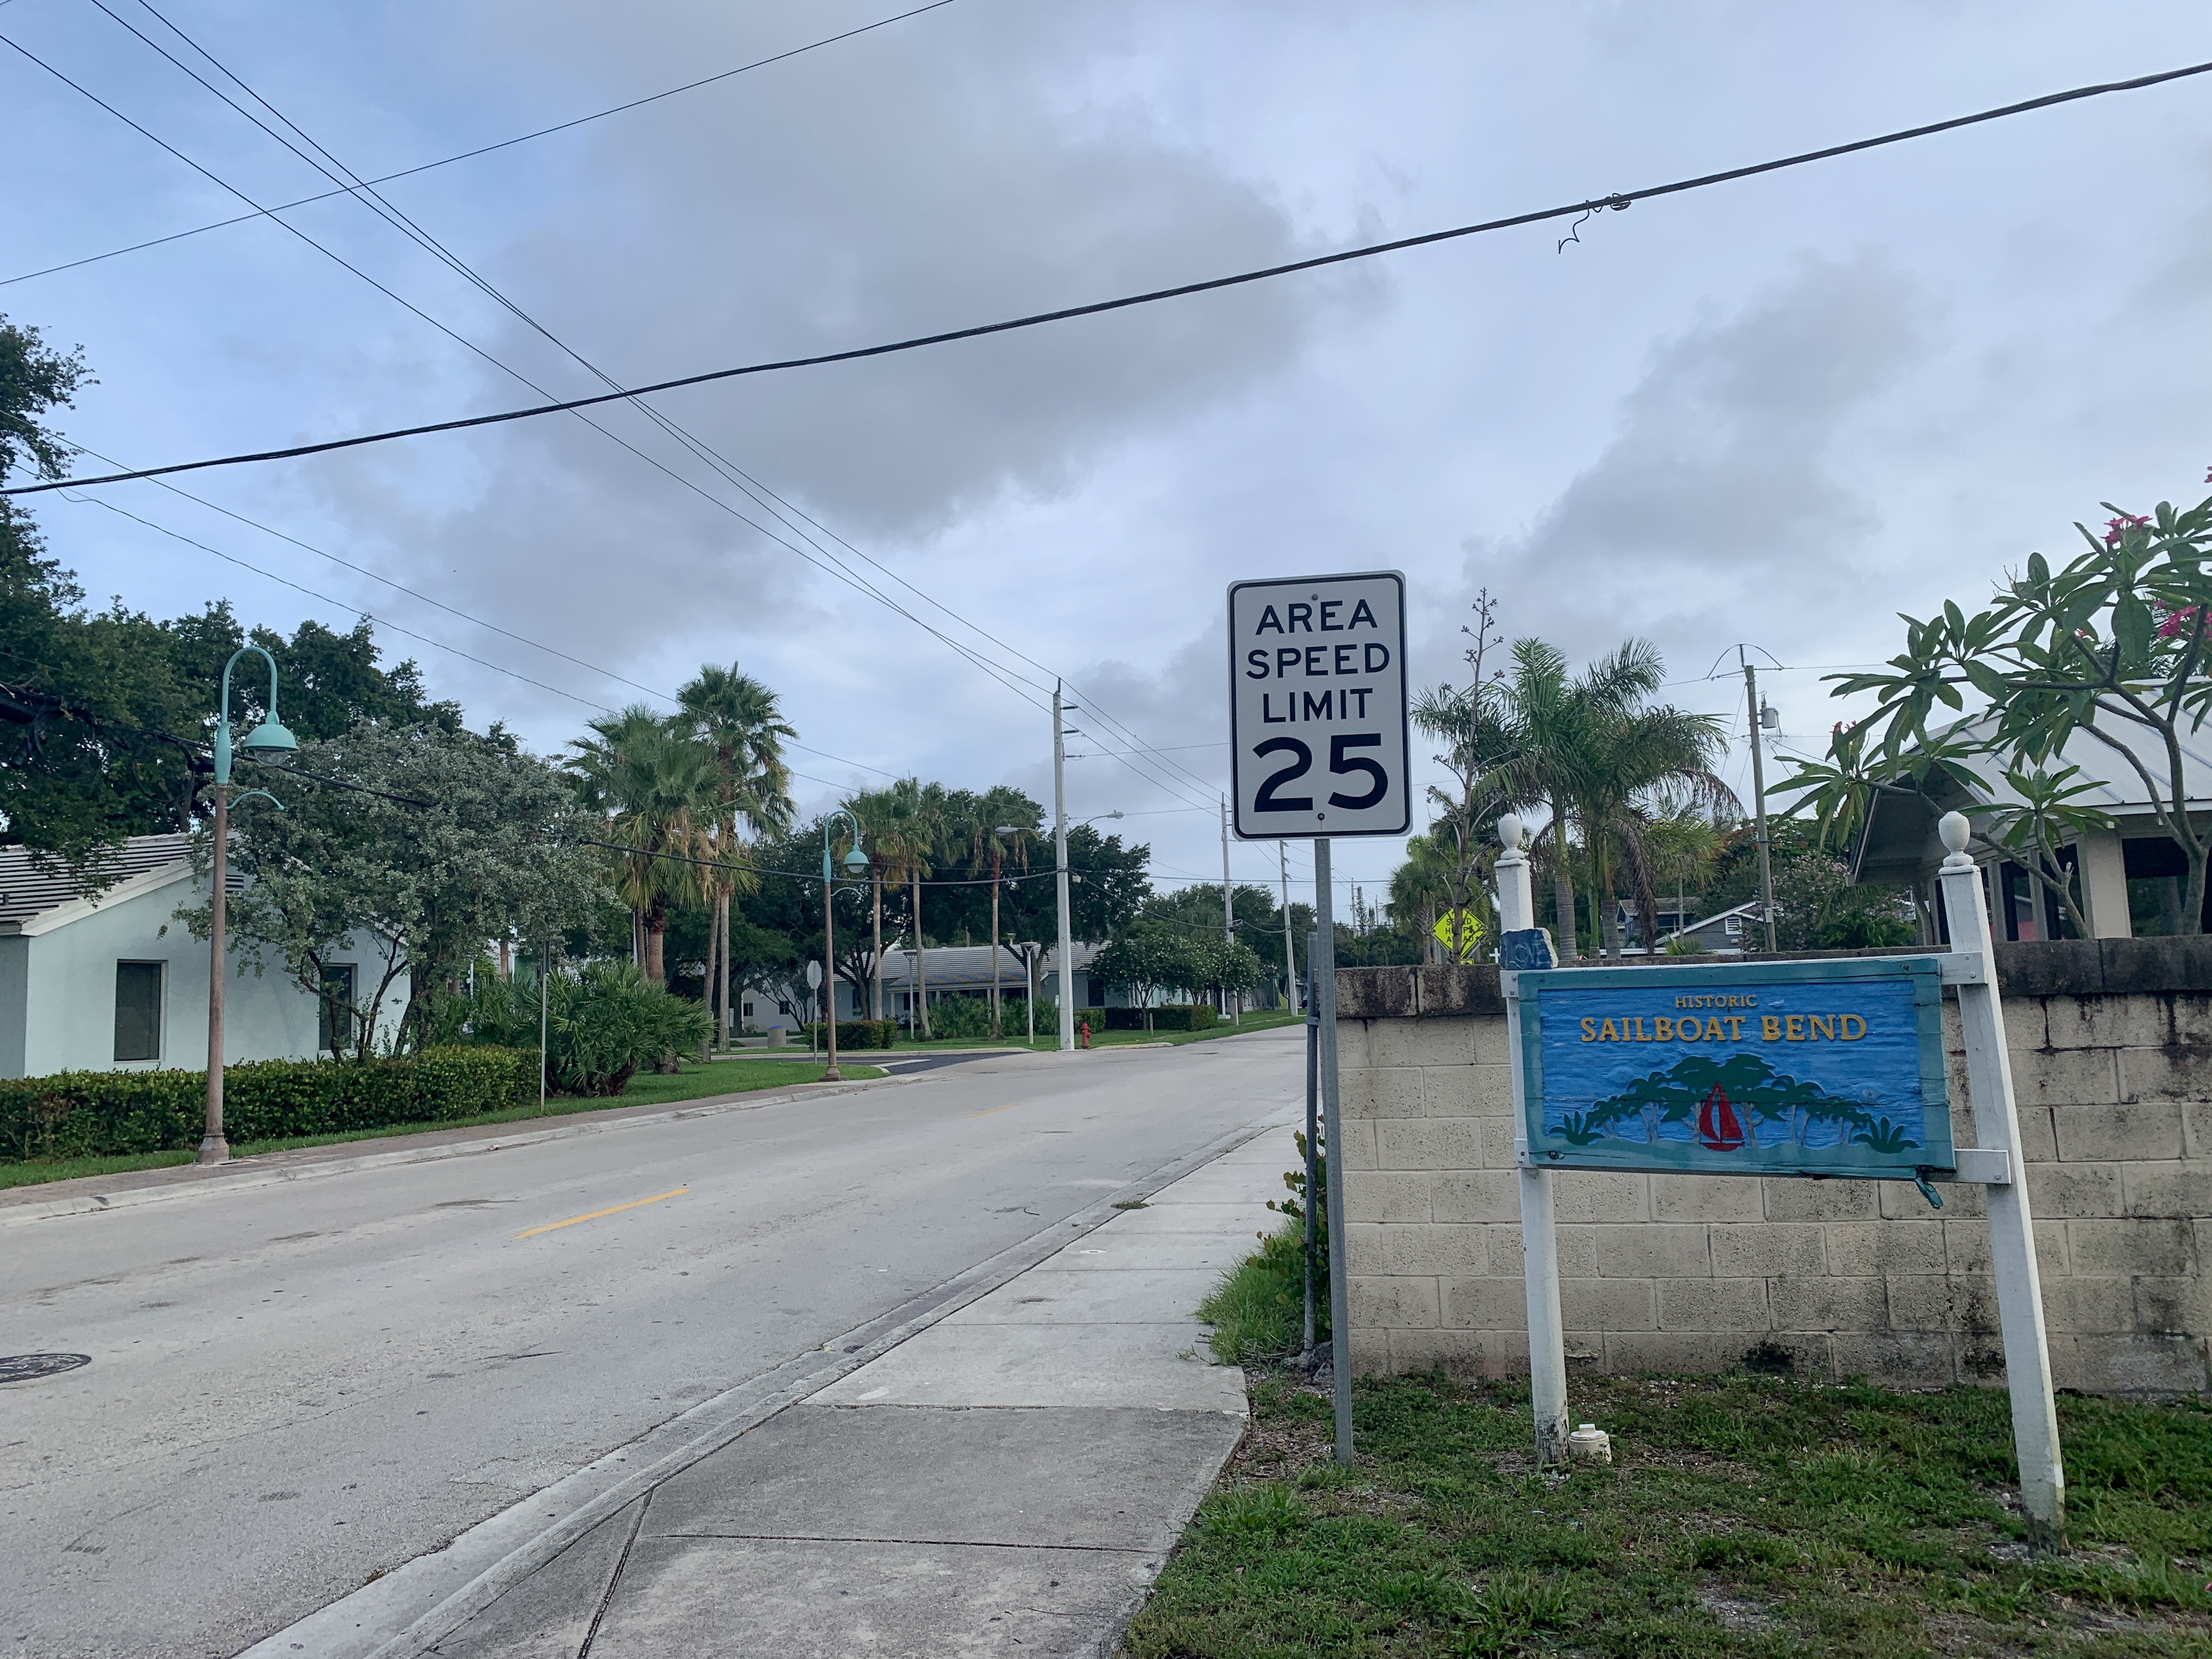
[5,0,2210,917]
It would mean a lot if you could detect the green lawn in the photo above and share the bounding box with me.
[0,1058,882,1192]
[1130,1361,2212,1657]
[829,1008,1306,1054]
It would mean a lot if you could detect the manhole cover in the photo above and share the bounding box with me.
[0,1353,90,1384]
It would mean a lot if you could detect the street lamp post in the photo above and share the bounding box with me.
[1050,806,1123,1052]
[202,646,298,1165]
[820,809,868,1082]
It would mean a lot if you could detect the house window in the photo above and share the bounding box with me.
[318,963,357,1053]
[114,962,163,1063]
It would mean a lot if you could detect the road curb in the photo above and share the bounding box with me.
[0,1074,916,1229]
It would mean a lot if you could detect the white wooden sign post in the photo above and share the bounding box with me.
[1495,813,1572,1465]
[1228,570,1410,1464]
[1498,809,2064,1547]
[1933,810,2066,1548]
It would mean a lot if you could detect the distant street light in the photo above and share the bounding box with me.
[202,646,298,1165]
[820,809,868,1081]
[1049,807,1125,1050]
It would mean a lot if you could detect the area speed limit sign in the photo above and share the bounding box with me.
[1228,571,1410,839]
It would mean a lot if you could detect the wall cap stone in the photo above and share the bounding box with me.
[1339,938,2212,1013]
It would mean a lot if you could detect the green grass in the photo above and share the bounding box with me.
[0,1148,196,1189]
[1200,1222,1316,1365]
[1125,1364,2212,1658]
[0,1058,883,1190]
[848,1008,1306,1053]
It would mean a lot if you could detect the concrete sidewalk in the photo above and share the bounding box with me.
[413,1124,1294,1658]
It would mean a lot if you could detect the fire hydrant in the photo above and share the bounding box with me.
[1078,1019,1091,1050]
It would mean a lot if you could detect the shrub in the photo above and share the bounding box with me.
[925,994,994,1040]
[0,1047,537,1162]
[799,1019,897,1050]
[443,961,712,1094]
[1100,1004,1218,1032]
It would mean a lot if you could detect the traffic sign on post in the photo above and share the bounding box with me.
[1227,569,1408,1469]
[1228,571,1410,840]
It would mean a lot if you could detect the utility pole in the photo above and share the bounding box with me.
[538,938,551,1115]
[1220,797,1237,1023]
[1054,681,1075,1053]
[1741,648,1778,952]
[1280,841,1299,1013]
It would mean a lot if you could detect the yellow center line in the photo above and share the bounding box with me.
[514,1187,689,1239]
[967,1102,1025,1119]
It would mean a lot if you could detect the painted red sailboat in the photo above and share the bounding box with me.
[1696,1083,1746,1152]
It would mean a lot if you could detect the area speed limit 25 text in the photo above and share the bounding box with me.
[1227,571,1409,839]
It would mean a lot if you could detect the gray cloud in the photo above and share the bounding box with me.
[1471,250,1933,657]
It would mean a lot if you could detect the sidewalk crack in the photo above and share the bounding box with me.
[574,1489,651,1659]
[650,1530,1150,1553]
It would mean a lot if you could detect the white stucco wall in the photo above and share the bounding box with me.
[1,867,398,1080]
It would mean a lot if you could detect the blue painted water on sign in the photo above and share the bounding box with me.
[1534,977,1928,1158]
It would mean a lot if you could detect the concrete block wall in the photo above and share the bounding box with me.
[1335,945,2212,1395]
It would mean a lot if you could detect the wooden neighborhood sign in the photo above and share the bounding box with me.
[1519,958,1955,1182]
[1498,810,2063,1548]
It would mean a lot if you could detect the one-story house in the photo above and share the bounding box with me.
[740,941,1111,1034]
[1612,898,1759,955]
[1849,710,2212,940]
[0,832,399,1078]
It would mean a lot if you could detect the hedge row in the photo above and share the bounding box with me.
[798,1019,899,1050]
[1092,1005,1220,1032]
[1,1047,539,1163]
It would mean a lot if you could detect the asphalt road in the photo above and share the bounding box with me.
[0,1028,1300,1659]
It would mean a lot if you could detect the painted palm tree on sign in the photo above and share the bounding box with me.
[678,665,797,1044]
[567,707,716,985]
[972,785,1040,1037]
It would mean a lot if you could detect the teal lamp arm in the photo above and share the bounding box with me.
[215,645,298,785]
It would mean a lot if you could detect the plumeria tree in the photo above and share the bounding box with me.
[1791,478,2212,933]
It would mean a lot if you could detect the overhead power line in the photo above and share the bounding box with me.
[12,2,1220,810]
[12,54,2209,502]
[0,0,958,288]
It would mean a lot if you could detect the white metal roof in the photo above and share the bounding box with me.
[0,832,197,933]
[872,941,1101,990]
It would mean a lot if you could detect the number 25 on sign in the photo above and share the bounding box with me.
[1227,571,1411,840]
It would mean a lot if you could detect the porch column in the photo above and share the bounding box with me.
[2075,830,2132,939]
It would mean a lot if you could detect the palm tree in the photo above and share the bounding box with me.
[1556,646,1733,957]
[678,665,797,1044]
[972,786,1040,1036]
[1640,803,1726,944]
[567,707,718,985]
[845,786,901,1020]
[1415,638,1729,961]
[871,778,947,1037]
[1388,833,1460,962]
[1418,639,1592,960]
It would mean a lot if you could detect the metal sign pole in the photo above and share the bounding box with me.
[1936,811,2065,1548]
[1302,930,1319,1359]
[1499,814,1570,1465]
[1314,838,1352,1462]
